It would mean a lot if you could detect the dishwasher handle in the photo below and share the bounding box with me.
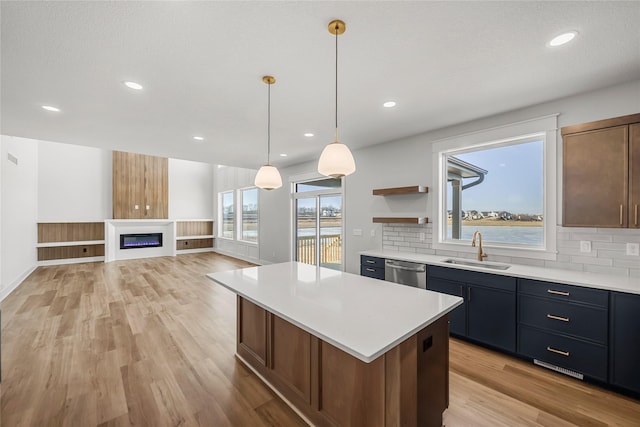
[385,260,426,272]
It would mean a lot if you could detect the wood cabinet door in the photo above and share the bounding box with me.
[112,151,144,219]
[143,155,168,219]
[629,123,640,228]
[237,297,267,366]
[563,126,629,227]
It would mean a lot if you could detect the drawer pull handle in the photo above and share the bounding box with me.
[547,289,570,296]
[635,204,638,226]
[366,268,376,272]
[547,346,570,357]
[547,314,570,322]
[366,260,376,264]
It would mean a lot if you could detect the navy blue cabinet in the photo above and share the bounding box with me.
[360,255,385,280]
[427,265,516,352]
[610,292,640,395]
[517,279,609,382]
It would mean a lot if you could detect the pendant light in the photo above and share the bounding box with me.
[254,75,283,190]
[317,19,356,178]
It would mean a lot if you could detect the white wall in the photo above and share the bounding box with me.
[259,79,640,275]
[38,141,111,221]
[168,158,214,219]
[1,135,39,300]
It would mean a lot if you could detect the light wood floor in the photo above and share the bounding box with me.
[1,253,639,426]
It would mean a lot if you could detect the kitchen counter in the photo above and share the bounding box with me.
[361,250,640,294]
[207,261,462,362]
[207,262,463,427]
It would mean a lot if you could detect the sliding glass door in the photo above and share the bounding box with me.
[294,178,343,270]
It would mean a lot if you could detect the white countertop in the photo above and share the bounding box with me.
[207,262,463,363]
[361,250,640,295]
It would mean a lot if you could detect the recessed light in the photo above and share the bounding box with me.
[549,31,577,47]
[279,153,288,157]
[304,133,314,137]
[383,101,397,108]
[123,81,143,90]
[41,105,61,112]
[193,136,204,141]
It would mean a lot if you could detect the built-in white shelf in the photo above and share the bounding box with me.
[176,235,214,240]
[36,240,105,248]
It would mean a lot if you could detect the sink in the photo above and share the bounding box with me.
[442,258,510,270]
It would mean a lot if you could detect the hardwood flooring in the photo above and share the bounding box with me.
[1,253,639,426]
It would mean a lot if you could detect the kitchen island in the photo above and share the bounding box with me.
[207,262,463,427]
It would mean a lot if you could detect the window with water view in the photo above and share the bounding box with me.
[445,138,544,247]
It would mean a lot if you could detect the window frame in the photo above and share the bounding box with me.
[239,187,259,244]
[218,187,259,244]
[431,115,558,260]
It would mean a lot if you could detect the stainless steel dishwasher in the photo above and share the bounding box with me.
[384,259,427,289]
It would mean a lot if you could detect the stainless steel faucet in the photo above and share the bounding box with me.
[471,231,488,261]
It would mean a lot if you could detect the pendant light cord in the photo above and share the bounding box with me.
[335,22,339,142]
[267,80,271,165]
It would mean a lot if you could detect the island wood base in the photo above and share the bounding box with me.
[236,296,450,427]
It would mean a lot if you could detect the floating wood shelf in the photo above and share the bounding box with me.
[373,217,428,224]
[372,185,428,196]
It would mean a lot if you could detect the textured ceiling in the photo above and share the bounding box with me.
[2,1,639,169]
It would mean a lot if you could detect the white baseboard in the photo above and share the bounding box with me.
[211,248,262,265]
[176,248,215,255]
[0,264,37,302]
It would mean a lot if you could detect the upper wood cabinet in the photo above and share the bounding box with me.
[561,113,640,228]
[112,151,168,219]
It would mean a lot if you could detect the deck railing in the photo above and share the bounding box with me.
[297,234,342,265]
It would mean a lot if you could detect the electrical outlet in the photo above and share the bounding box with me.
[353,229,362,236]
[627,243,640,256]
[580,241,591,253]
[370,229,376,237]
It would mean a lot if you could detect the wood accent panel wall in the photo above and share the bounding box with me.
[175,238,214,251]
[38,244,105,261]
[176,221,213,237]
[38,222,104,243]
[112,151,168,219]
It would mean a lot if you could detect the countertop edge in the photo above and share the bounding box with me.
[361,250,639,295]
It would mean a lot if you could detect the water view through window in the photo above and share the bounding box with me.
[445,139,544,246]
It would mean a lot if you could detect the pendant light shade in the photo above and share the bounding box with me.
[317,19,356,179]
[255,75,282,190]
[255,164,282,190]
[318,141,356,178]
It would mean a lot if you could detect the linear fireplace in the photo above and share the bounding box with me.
[120,233,163,249]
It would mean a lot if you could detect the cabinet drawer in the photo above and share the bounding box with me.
[518,295,607,344]
[360,265,385,280]
[518,279,608,308]
[361,255,385,268]
[518,325,607,381]
[428,265,515,292]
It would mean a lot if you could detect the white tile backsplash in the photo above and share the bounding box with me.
[382,224,640,277]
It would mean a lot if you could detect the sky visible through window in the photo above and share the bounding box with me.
[448,140,543,215]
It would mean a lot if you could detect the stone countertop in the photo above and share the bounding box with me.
[207,262,463,363]
[361,250,640,295]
